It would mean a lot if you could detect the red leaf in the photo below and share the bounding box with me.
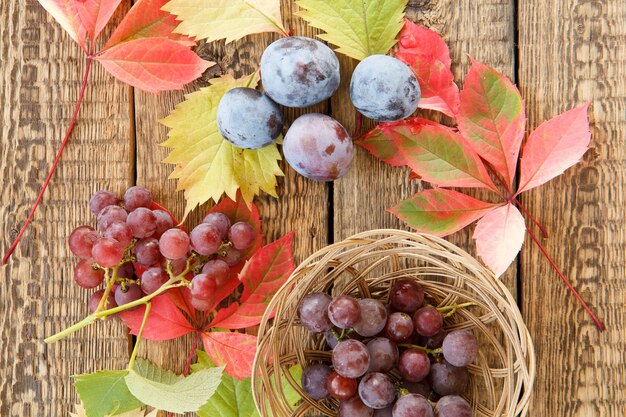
[202,331,257,380]
[209,233,295,330]
[473,203,526,277]
[360,119,498,191]
[105,0,195,49]
[396,20,460,118]
[390,189,499,237]
[166,287,195,319]
[119,294,195,341]
[37,0,88,48]
[95,37,212,93]
[202,273,242,315]
[517,103,591,193]
[457,58,526,190]
[74,0,122,44]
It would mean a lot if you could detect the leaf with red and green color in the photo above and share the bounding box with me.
[202,331,258,380]
[395,20,459,118]
[360,120,498,191]
[37,0,88,48]
[517,103,591,193]
[390,189,499,237]
[120,294,195,341]
[473,203,526,277]
[95,37,213,93]
[104,0,196,49]
[74,0,122,44]
[457,59,526,190]
[209,233,295,330]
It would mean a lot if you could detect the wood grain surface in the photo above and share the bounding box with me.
[0,0,624,416]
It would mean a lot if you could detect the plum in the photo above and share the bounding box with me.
[260,36,340,108]
[350,54,421,122]
[283,113,353,181]
[217,87,284,149]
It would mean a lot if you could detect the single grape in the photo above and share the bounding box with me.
[117,261,135,279]
[385,312,414,342]
[228,222,256,250]
[260,36,340,108]
[68,226,99,259]
[141,267,168,295]
[338,396,374,417]
[97,205,128,231]
[298,292,332,333]
[392,394,433,417]
[191,296,212,312]
[104,221,133,248]
[89,190,119,215]
[91,237,124,267]
[325,329,340,349]
[201,259,230,286]
[359,372,396,409]
[374,407,394,417]
[301,363,332,400]
[390,279,425,313]
[354,298,388,337]
[88,289,117,313]
[159,228,190,260]
[403,380,432,399]
[168,257,187,276]
[367,337,399,373]
[126,207,157,238]
[434,395,472,417]
[413,307,443,337]
[332,339,370,379]
[115,283,143,307]
[73,260,105,288]
[328,295,361,329]
[442,330,478,367]
[190,223,222,256]
[398,349,430,383]
[220,246,241,266]
[428,362,469,397]
[217,87,284,149]
[326,371,357,400]
[350,55,420,122]
[124,185,152,211]
[283,113,353,181]
[134,237,162,266]
[153,209,174,238]
[203,212,231,240]
[190,273,216,301]
[419,329,447,349]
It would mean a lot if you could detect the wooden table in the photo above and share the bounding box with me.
[1,1,624,416]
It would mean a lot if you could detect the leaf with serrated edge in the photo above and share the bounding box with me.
[297,0,408,60]
[457,58,526,189]
[73,0,122,43]
[37,0,88,47]
[119,294,195,341]
[160,74,284,216]
[517,103,591,193]
[202,332,257,380]
[473,203,526,277]
[70,404,157,417]
[390,189,499,237]
[125,358,223,413]
[73,370,143,417]
[163,0,286,43]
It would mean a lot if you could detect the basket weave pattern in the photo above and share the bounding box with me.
[252,230,535,417]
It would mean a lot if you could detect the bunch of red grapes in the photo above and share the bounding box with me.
[297,279,478,417]
[68,186,256,313]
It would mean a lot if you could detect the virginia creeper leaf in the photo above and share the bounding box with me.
[390,189,499,237]
[119,295,195,341]
[37,0,88,47]
[457,58,526,189]
[296,0,408,60]
[517,103,592,193]
[395,19,460,118]
[73,370,143,417]
[74,0,122,44]
[202,331,258,380]
[160,74,284,215]
[163,0,287,43]
[125,358,223,413]
[95,37,213,93]
[360,120,498,190]
[473,203,526,277]
[105,0,195,48]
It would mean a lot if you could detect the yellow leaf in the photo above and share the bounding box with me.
[162,0,287,43]
[296,0,408,61]
[160,74,284,216]
[70,403,157,417]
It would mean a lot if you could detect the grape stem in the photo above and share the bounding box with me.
[128,302,152,370]
[436,302,476,318]
[398,343,442,356]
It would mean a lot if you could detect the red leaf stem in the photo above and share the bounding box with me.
[3,55,94,264]
[184,330,202,376]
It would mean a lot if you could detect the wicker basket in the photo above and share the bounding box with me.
[252,230,535,417]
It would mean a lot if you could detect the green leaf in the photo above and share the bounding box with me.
[297,0,408,60]
[73,370,143,417]
[125,358,223,413]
